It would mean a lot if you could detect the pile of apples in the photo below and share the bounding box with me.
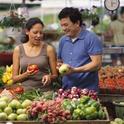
[55,87,98,100]
[0,96,32,121]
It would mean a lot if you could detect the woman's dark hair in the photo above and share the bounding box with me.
[21,17,44,43]
[58,7,82,26]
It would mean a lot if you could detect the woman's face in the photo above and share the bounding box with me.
[60,17,80,38]
[26,23,44,46]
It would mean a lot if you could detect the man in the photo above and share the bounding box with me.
[57,7,102,92]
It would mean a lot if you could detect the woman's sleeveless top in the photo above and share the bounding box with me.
[19,43,52,91]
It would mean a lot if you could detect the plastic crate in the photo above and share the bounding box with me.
[113,101,124,119]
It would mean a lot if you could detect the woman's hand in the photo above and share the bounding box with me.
[42,74,51,86]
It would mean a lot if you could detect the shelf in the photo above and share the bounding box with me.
[103,47,124,54]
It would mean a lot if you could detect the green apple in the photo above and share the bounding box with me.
[0,96,11,103]
[8,99,21,109]
[59,64,69,75]
[0,112,7,120]
[8,113,17,121]
[17,109,26,114]
[4,106,13,115]
[22,99,32,108]
[0,101,7,109]
[17,114,28,121]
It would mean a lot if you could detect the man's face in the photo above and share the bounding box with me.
[60,17,80,38]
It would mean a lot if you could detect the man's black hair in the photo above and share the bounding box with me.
[58,7,82,26]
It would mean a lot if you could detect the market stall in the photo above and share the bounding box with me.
[0,85,110,124]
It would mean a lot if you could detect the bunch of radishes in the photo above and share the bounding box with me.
[28,98,71,124]
[56,87,98,100]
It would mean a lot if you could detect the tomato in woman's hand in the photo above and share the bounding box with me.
[27,64,39,74]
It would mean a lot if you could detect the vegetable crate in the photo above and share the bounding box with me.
[0,108,110,124]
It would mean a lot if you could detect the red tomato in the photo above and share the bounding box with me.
[27,64,39,73]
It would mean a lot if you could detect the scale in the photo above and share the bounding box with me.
[104,0,120,11]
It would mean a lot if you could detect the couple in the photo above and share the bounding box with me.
[12,7,102,92]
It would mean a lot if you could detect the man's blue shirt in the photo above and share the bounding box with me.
[58,28,103,91]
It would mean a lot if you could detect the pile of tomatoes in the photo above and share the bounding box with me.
[99,66,124,94]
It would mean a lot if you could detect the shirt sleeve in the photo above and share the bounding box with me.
[86,32,103,55]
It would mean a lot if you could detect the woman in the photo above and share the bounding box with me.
[12,17,58,91]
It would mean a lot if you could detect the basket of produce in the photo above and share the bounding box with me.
[113,101,124,119]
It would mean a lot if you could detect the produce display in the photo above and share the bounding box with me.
[0,87,109,123]
[28,95,106,124]
[99,66,124,94]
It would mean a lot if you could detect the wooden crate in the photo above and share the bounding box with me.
[0,108,110,124]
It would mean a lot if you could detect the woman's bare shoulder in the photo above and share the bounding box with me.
[13,45,21,53]
[47,44,55,53]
